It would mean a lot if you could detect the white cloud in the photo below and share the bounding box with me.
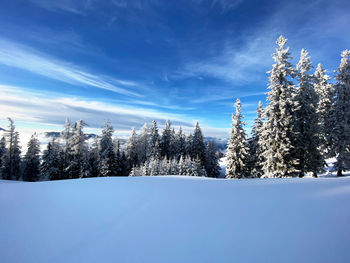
[180,35,274,85]
[0,84,192,129]
[27,0,93,15]
[0,38,142,97]
[0,85,230,142]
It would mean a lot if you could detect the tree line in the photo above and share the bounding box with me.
[0,118,221,181]
[226,36,350,178]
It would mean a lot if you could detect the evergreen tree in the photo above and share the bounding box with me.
[205,140,221,178]
[174,127,186,160]
[169,128,177,160]
[120,152,130,176]
[22,133,41,182]
[190,122,206,166]
[114,139,122,176]
[137,124,150,165]
[67,120,88,179]
[41,138,61,180]
[99,121,118,177]
[148,155,160,176]
[60,118,72,179]
[261,35,298,177]
[186,133,193,158]
[333,50,350,176]
[248,101,264,177]
[0,137,6,179]
[150,120,160,158]
[125,128,138,167]
[294,49,324,177]
[85,138,100,178]
[314,63,335,158]
[160,120,172,159]
[1,118,21,180]
[225,99,248,179]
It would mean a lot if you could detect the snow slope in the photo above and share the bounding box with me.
[1,176,350,263]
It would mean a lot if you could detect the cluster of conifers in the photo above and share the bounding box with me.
[0,118,221,181]
[225,36,350,178]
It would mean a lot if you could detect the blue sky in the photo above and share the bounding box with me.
[0,0,349,141]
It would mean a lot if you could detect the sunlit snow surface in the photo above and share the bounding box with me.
[1,176,350,263]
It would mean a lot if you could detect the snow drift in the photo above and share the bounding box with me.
[1,176,350,263]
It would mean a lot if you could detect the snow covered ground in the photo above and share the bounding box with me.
[1,176,350,263]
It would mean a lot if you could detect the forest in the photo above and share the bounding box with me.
[0,35,349,181]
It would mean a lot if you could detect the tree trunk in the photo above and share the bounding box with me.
[337,169,343,177]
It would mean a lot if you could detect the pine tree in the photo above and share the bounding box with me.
[60,118,72,179]
[1,118,21,180]
[248,101,264,177]
[294,49,324,177]
[205,140,221,178]
[150,120,161,158]
[174,127,186,160]
[41,138,61,180]
[67,120,88,179]
[120,152,130,176]
[160,120,172,159]
[314,63,335,158]
[333,50,350,176]
[261,35,298,177]
[137,124,150,165]
[22,133,41,182]
[0,137,6,179]
[169,158,179,175]
[114,139,122,176]
[125,128,138,167]
[169,128,177,160]
[190,122,206,166]
[186,134,193,158]
[99,121,118,177]
[159,157,170,175]
[225,99,248,179]
[148,155,160,176]
[85,138,100,178]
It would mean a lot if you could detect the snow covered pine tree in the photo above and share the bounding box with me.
[226,99,248,179]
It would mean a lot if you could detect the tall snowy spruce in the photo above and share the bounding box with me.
[160,120,172,159]
[261,36,298,177]
[41,138,62,180]
[314,63,335,158]
[99,121,118,177]
[332,50,350,176]
[137,124,150,165]
[225,99,248,179]
[61,118,72,179]
[22,133,41,182]
[190,122,206,166]
[150,120,161,158]
[294,49,324,177]
[67,120,88,179]
[248,101,264,177]
[174,127,186,160]
[126,128,138,168]
[1,118,21,180]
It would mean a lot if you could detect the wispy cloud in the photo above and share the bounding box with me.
[0,85,192,130]
[27,0,93,15]
[179,35,274,85]
[0,38,142,97]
